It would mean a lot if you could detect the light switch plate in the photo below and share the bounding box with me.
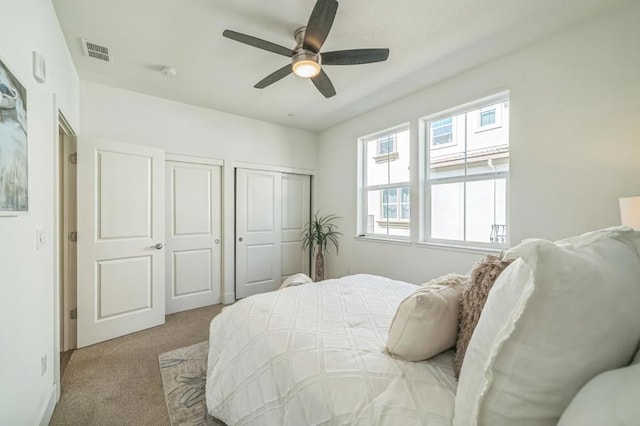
[36,228,46,250]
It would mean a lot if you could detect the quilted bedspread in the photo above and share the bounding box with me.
[206,274,458,425]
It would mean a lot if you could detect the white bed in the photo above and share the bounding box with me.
[206,274,458,425]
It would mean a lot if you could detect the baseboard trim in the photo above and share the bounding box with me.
[39,383,57,426]
[223,292,235,304]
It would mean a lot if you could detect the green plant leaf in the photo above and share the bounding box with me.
[300,210,341,255]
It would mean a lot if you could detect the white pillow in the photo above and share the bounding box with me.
[279,273,313,289]
[558,364,640,426]
[386,274,467,362]
[454,228,640,426]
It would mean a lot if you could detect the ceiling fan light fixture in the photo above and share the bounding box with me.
[293,60,321,78]
[292,51,321,78]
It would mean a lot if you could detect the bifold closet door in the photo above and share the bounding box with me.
[165,161,222,314]
[235,169,310,299]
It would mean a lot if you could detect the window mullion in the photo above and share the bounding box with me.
[386,153,391,234]
[463,112,468,242]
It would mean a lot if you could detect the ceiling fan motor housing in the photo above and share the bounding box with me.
[292,26,321,77]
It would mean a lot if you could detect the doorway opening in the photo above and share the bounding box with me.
[58,114,77,379]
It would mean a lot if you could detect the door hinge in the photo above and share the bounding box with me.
[69,231,77,242]
[69,152,77,164]
[70,308,77,320]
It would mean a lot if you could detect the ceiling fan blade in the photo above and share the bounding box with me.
[322,48,390,65]
[254,64,293,89]
[303,0,338,53]
[223,30,294,57]
[311,69,336,98]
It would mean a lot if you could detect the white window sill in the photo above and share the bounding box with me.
[416,241,504,255]
[354,235,412,246]
[353,236,507,254]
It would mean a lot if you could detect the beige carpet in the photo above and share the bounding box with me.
[50,304,224,426]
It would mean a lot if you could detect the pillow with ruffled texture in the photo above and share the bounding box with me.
[454,254,513,377]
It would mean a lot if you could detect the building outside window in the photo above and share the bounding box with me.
[480,109,496,126]
[358,125,410,237]
[423,95,509,246]
[431,118,453,146]
[377,135,395,155]
[382,188,410,219]
[476,105,502,131]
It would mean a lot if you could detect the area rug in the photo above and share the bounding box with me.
[159,341,225,426]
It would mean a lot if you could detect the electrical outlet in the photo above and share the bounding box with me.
[41,354,47,376]
[36,228,46,251]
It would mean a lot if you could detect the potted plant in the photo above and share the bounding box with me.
[302,211,342,282]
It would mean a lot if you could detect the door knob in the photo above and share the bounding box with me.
[238,237,243,242]
[215,239,220,244]
[151,243,163,249]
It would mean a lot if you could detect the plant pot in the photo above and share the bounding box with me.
[314,252,324,282]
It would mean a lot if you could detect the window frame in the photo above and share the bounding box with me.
[420,93,510,250]
[357,123,411,240]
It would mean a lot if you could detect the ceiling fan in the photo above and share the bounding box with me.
[222,0,389,98]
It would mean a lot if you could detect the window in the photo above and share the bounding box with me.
[476,104,503,132]
[479,109,496,126]
[377,135,395,155]
[358,125,411,238]
[431,118,453,147]
[382,188,410,219]
[423,94,509,247]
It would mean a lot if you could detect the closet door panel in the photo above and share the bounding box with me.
[165,160,222,313]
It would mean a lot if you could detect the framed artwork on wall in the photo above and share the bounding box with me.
[0,56,28,216]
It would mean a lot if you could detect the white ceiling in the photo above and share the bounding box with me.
[53,0,625,132]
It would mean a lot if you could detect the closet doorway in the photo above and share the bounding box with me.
[58,115,77,378]
[235,168,311,299]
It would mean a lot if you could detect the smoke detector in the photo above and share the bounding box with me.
[160,66,177,78]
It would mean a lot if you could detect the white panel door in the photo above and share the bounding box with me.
[281,174,311,282]
[165,160,222,314]
[235,169,281,298]
[77,138,165,348]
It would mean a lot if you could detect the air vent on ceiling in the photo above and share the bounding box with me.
[81,38,111,62]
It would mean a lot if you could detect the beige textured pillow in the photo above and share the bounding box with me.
[279,273,313,289]
[386,274,469,362]
[454,254,513,377]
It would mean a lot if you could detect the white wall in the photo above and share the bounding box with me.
[0,0,79,424]
[80,81,318,302]
[316,2,640,284]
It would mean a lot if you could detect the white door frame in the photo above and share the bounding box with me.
[52,96,77,404]
[60,131,77,352]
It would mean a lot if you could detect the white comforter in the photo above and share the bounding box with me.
[206,274,457,425]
